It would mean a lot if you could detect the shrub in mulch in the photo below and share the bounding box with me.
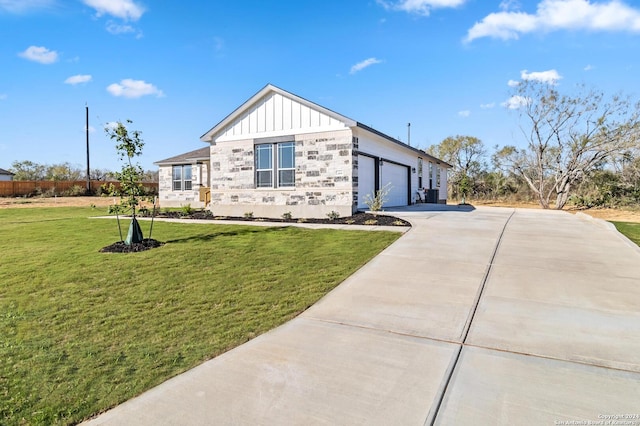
[100,239,164,253]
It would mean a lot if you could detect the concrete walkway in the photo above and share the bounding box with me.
[84,206,640,425]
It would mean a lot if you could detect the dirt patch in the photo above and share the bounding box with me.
[0,196,119,209]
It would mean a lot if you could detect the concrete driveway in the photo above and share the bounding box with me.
[85,206,640,425]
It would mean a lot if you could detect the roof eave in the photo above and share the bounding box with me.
[354,123,453,168]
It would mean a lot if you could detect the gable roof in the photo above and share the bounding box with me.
[200,84,356,143]
[0,168,15,175]
[154,146,210,166]
[200,84,451,168]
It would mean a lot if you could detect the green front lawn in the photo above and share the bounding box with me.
[0,207,400,425]
[611,221,640,246]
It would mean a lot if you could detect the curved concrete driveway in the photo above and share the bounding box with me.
[85,206,640,425]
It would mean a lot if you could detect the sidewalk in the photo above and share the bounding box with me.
[84,207,640,425]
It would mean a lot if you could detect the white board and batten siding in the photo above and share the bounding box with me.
[355,128,422,209]
[214,91,350,142]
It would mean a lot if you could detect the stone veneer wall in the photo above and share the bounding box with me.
[208,129,355,218]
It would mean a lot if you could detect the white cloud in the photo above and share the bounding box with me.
[584,64,594,71]
[480,102,495,109]
[82,0,144,21]
[466,0,640,42]
[350,57,383,74]
[377,0,466,16]
[64,74,92,85]
[458,110,471,117]
[507,79,520,87]
[106,21,133,34]
[521,69,562,84]
[0,94,7,100]
[0,0,55,13]
[107,79,165,98]
[18,45,58,64]
[502,95,531,109]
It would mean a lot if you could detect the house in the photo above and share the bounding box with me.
[155,147,211,208]
[0,168,15,181]
[156,84,451,217]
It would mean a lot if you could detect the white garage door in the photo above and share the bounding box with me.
[357,155,375,209]
[380,162,409,207]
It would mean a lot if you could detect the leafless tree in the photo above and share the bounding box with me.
[495,81,640,209]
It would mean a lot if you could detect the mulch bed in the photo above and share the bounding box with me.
[155,211,412,227]
[100,212,410,253]
[100,238,165,253]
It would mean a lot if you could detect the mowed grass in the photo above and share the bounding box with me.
[0,207,400,425]
[611,221,640,246]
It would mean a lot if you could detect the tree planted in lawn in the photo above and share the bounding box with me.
[105,120,147,245]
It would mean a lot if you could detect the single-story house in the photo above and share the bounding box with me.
[0,168,15,181]
[156,84,451,218]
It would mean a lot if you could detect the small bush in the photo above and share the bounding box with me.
[62,185,86,197]
[138,206,150,217]
[180,204,194,216]
[364,219,378,225]
[326,211,340,220]
[244,212,254,219]
[282,212,293,220]
[363,183,392,212]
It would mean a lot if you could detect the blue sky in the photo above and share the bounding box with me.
[1,0,639,172]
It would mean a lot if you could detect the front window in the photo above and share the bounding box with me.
[172,165,192,191]
[255,144,273,188]
[255,142,295,188]
[277,142,295,187]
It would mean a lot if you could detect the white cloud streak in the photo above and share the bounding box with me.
[18,45,58,64]
[480,102,495,109]
[350,57,383,74]
[502,95,531,109]
[82,0,144,21]
[521,69,562,84]
[107,79,164,98]
[458,110,471,117]
[377,0,466,16]
[0,94,7,100]
[466,0,640,42]
[65,74,92,85]
[0,0,55,13]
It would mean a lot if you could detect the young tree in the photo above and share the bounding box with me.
[497,80,640,209]
[105,120,146,245]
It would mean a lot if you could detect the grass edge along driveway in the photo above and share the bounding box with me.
[611,220,640,247]
[0,207,400,425]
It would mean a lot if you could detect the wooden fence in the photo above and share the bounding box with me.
[0,180,158,197]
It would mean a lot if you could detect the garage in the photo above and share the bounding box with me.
[380,161,409,207]
[357,155,375,209]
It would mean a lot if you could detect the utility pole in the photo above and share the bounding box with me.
[86,105,90,194]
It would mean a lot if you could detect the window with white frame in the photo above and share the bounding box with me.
[172,165,192,191]
[255,142,295,188]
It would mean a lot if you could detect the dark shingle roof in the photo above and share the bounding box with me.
[154,146,210,165]
[0,168,15,175]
